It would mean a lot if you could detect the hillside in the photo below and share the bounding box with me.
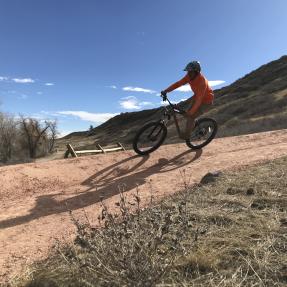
[57,55,287,151]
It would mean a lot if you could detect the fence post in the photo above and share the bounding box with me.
[117,142,126,151]
[66,144,78,158]
[96,143,105,153]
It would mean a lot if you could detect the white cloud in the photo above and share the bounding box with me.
[160,101,169,106]
[120,96,140,109]
[29,111,57,121]
[208,80,226,87]
[108,85,117,89]
[160,100,177,106]
[119,96,154,110]
[12,78,35,83]
[45,83,54,86]
[176,85,191,92]
[122,86,156,94]
[0,76,9,81]
[175,80,225,92]
[57,111,118,123]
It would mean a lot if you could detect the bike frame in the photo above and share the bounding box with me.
[133,95,217,155]
[160,96,186,137]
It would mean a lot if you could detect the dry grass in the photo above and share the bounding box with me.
[8,156,287,287]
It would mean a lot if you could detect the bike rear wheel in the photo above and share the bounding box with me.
[133,121,167,155]
[185,118,218,149]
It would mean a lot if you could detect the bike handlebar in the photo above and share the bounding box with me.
[160,93,185,115]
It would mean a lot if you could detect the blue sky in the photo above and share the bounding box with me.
[0,0,287,136]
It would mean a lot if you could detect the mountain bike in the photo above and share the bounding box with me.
[133,95,218,155]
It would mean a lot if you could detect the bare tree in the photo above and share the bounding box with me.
[0,109,58,162]
[0,113,17,162]
[46,120,58,153]
[19,116,53,158]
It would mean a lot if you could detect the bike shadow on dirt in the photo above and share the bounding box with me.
[82,148,202,189]
[0,149,202,230]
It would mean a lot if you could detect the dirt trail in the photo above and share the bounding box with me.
[1,129,287,283]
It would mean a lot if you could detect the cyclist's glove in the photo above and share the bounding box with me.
[161,91,167,101]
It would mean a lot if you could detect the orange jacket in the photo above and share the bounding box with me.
[164,73,214,105]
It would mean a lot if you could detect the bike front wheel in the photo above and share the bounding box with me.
[185,118,218,150]
[133,121,167,155]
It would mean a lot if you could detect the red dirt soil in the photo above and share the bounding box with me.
[1,129,287,284]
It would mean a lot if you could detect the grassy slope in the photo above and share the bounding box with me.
[209,55,287,137]
[56,55,287,152]
[14,156,287,287]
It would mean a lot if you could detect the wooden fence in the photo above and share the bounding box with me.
[64,142,125,158]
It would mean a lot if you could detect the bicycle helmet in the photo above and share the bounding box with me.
[183,61,201,73]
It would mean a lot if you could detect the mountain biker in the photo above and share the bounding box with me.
[161,61,214,140]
